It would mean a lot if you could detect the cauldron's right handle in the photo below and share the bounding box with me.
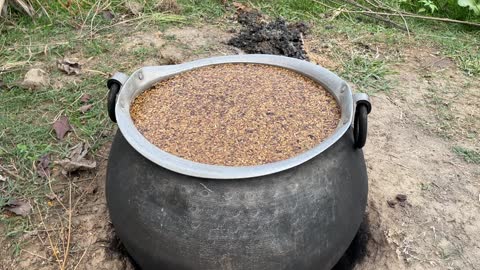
[353,93,372,149]
[107,72,129,123]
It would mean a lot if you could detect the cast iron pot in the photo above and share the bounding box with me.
[105,55,372,270]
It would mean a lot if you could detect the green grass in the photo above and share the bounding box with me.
[250,0,328,21]
[132,46,158,61]
[0,0,213,235]
[340,55,393,93]
[177,0,226,18]
[453,146,480,164]
[424,86,456,138]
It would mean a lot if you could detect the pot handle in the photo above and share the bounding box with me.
[107,72,129,123]
[353,93,372,149]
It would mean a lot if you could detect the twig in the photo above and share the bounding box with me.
[84,69,108,75]
[345,10,480,28]
[332,0,408,31]
[0,164,25,181]
[60,182,73,270]
[73,244,91,270]
[22,249,50,261]
[36,204,62,268]
[47,175,68,212]
[199,183,213,193]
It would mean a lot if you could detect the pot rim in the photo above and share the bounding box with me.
[115,54,354,179]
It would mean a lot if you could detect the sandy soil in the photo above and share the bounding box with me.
[1,24,479,270]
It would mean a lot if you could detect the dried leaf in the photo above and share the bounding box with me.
[54,143,96,174]
[80,93,92,104]
[79,104,93,113]
[4,199,32,217]
[8,0,34,16]
[53,116,71,140]
[232,1,251,12]
[0,174,6,182]
[154,0,182,14]
[56,59,82,75]
[36,154,50,178]
[125,0,143,15]
[102,10,114,20]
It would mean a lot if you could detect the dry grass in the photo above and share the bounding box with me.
[155,0,182,14]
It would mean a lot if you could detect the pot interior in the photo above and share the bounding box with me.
[114,55,354,179]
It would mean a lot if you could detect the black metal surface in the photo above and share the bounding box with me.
[354,104,368,149]
[106,129,368,270]
[107,82,120,123]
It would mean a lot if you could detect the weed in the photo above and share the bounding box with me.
[453,146,480,164]
[132,47,157,61]
[250,0,328,21]
[340,55,393,93]
[178,0,225,18]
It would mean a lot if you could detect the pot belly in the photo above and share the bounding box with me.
[106,129,367,270]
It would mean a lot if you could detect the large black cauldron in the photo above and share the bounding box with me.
[105,55,371,270]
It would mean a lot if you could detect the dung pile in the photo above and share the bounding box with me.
[228,11,309,60]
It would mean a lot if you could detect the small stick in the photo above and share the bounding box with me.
[0,164,25,181]
[315,0,407,31]
[199,183,213,193]
[22,249,50,261]
[73,244,91,270]
[60,182,73,270]
[345,10,480,28]
[36,204,62,268]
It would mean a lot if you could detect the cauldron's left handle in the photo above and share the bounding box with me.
[353,93,372,149]
[107,72,129,123]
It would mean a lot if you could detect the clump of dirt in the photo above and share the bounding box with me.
[228,11,309,60]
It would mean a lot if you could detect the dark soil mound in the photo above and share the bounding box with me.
[332,214,371,270]
[228,11,309,60]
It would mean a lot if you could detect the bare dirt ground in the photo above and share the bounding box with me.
[1,23,479,270]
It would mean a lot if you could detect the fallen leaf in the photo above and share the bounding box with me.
[232,2,246,10]
[0,174,6,182]
[232,1,252,12]
[4,199,32,217]
[52,116,71,140]
[125,0,143,15]
[54,142,96,174]
[80,93,92,104]
[56,59,82,75]
[102,10,114,20]
[79,104,93,113]
[36,154,50,178]
[154,0,182,13]
[5,0,34,17]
